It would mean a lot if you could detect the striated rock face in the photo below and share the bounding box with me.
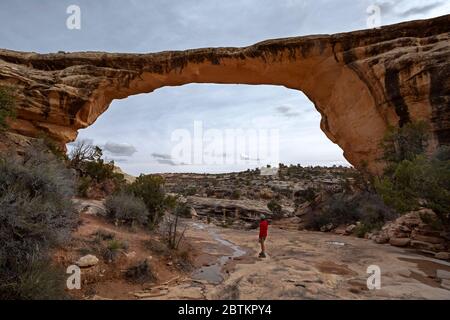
[0,15,449,174]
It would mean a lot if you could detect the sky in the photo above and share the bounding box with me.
[1,0,449,175]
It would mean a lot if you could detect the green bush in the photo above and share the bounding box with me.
[69,141,125,197]
[381,121,429,164]
[183,186,197,196]
[175,202,192,218]
[38,134,68,161]
[103,239,129,263]
[305,192,394,232]
[128,174,166,227]
[267,199,282,216]
[294,187,316,203]
[0,87,16,130]
[105,191,149,226]
[375,152,450,217]
[376,121,450,225]
[93,229,115,241]
[354,223,378,238]
[1,255,68,300]
[76,176,92,197]
[0,142,76,299]
[83,159,121,183]
[231,189,241,200]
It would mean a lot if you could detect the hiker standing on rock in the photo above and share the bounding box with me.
[259,214,269,258]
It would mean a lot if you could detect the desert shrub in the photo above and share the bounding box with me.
[267,199,282,217]
[174,249,193,272]
[125,260,156,283]
[0,255,68,300]
[183,186,197,196]
[375,152,450,217]
[376,121,450,225]
[294,187,316,203]
[38,134,67,161]
[231,189,241,200]
[354,223,374,238]
[164,211,187,250]
[0,86,16,130]
[93,229,116,241]
[163,194,179,211]
[175,202,192,218]
[69,141,125,197]
[380,121,429,164]
[83,159,121,183]
[144,239,170,255]
[105,191,149,226]
[305,192,394,232]
[0,142,76,299]
[69,141,103,172]
[128,174,166,227]
[76,176,92,197]
[102,239,129,263]
[419,211,444,231]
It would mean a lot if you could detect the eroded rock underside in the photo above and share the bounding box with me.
[0,15,449,174]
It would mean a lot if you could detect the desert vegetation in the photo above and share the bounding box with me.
[375,121,450,224]
[0,141,77,299]
[0,86,16,130]
[69,141,126,198]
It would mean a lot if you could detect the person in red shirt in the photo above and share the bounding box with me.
[259,214,269,258]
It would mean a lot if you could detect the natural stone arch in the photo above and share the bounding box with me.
[0,14,449,175]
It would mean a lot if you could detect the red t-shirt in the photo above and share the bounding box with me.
[259,220,268,238]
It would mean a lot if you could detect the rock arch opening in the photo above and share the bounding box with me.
[70,84,350,175]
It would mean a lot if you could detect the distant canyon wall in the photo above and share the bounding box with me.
[0,14,449,174]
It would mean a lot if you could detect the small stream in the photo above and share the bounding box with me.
[189,222,246,284]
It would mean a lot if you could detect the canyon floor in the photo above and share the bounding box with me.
[68,209,450,300]
[173,219,450,300]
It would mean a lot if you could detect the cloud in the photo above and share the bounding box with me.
[375,0,445,18]
[151,153,172,160]
[400,2,444,17]
[102,142,137,156]
[151,153,178,166]
[275,106,300,118]
[155,159,177,165]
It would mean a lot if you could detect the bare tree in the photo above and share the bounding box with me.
[68,140,102,172]
[164,203,188,250]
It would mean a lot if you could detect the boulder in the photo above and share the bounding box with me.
[72,198,106,216]
[389,238,410,247]
[189,207,198,217]
[411,234,445,244]
[435,252,450,260]
[320,223,334,232]
[345,224,356,234]
[410,240,443,251]
[436,269,450,280]
[373,234,389,244]
[76,254,99,267]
